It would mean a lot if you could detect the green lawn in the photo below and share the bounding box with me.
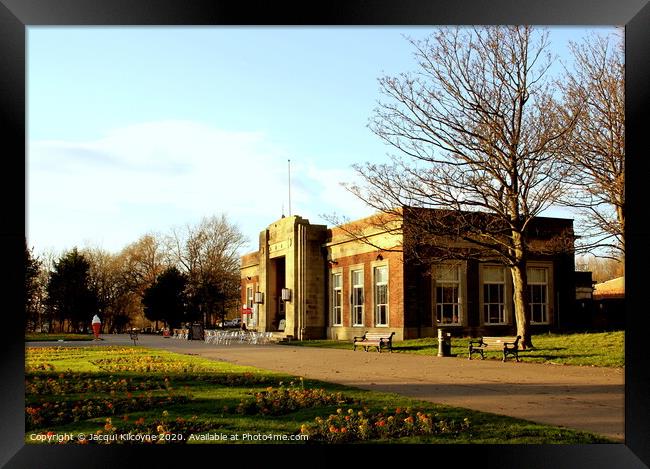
[280,331,624,368]
[25,333,94,342]
[25,346,613,444]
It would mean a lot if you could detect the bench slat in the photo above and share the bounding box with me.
[480,337,518,349]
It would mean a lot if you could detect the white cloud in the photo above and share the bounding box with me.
[27,120,374,254]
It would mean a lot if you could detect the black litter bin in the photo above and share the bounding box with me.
[437,329,452,357]
[190,323,204,341]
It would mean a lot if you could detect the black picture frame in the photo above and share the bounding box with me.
[1,1,648,467]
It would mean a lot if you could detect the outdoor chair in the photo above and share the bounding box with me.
[204,330,217,344]
[248,331,259,344]
[215,331,227,344]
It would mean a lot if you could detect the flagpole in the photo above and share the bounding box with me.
[288,159,292,216]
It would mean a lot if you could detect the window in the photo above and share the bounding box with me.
[528,267,548,323]
[351,269,364,326]
[483,266,506,324]
[434,264,461,325]
[332,272,342,326]
[245,285,254,327]
[374,265,388,326]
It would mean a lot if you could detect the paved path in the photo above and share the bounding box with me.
[27,334,625,442]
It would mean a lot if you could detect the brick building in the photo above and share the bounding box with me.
[240,211,575,341]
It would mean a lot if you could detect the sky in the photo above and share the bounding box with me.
[27,26,618,256]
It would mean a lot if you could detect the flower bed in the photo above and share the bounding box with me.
[27,346,140,360]
[25,394,190,431]
[34,412,215,445]
[27,363,55,371]
[25,373,170,396]
[189,372,280,387]
[300,406,471,443]
[90,356,208,373]
[236,381,356,416]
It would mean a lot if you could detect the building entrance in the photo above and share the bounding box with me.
[269,256,286,331]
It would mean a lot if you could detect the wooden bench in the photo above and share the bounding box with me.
[468,335,521,362]
[353,332,395,353]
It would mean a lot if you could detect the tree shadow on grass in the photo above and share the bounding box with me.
[517,354,582,360]
[394,345,436,352]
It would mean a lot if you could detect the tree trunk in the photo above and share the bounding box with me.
[511,262,533,349]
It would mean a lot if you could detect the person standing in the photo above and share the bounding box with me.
[91,314,101,340]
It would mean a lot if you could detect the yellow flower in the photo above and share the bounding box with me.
[157,425,165,433]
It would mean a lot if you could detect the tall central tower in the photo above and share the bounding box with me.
[249,216,328,340]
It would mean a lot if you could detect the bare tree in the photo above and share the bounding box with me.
[166,214,247,327]
[119,234,168,293]
[117,234,169,329]
[575,254,624,284]
[559,31,625,259]
[344,26,578,348]
[83,247,140,333]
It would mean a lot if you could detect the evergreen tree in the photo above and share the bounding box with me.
[142,267,188,329]
[45,248,99,332]
[24,243,43,332]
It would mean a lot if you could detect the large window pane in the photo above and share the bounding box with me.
[435,265,459,282]
[528,267,547,283]
[374,266,388,326]
[483,266,505,283]
[351,269,364,326]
